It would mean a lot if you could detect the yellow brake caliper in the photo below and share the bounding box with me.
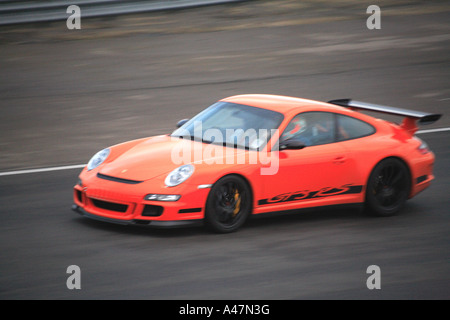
[233,189,241,217]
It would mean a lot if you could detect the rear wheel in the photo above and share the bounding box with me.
[366,158,410,217]
[205,175,252,233]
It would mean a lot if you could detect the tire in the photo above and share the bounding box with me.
[366,158,411,217]
[204,175,252,233]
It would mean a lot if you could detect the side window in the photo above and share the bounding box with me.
[336,114,375,141]
[280,112,335,146]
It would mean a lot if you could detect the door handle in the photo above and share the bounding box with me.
[333,156,346,164]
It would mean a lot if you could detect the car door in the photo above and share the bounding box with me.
[257,112,362,212]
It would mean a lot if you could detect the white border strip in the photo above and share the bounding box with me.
[0,127,448,177]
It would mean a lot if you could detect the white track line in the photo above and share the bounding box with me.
[416,127,450,134]
[0,127,448,177]
[0,164,86,177]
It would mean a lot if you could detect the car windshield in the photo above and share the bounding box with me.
[171,102,284,150]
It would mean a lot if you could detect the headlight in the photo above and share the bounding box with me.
[144,194,181,201]
[165,164,194,187]
[87,148,110,171]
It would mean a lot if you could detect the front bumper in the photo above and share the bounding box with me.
[73,170,211,227]
[72,204,202,228]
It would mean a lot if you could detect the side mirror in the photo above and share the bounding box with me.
[176,119,189,128]
[279,139,306,150]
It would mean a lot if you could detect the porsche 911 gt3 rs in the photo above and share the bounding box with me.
[72,94,441,232]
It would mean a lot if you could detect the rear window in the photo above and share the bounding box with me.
[336,115,375,141]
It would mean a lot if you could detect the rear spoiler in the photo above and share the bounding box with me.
[328,99,441,135]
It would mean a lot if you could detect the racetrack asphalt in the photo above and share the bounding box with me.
[0,0,449,300]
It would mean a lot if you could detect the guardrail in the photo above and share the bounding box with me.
[0,0,246,26]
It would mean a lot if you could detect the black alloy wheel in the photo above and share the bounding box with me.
[205,175,252,233]
[366,158,410,217]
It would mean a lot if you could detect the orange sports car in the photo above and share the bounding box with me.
[72,94,441,232]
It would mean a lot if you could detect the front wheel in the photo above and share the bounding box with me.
[204,175,252,233]
[366,158,410,217]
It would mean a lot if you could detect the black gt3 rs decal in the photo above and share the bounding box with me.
[258,184,363,206]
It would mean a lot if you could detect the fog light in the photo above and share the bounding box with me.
[144,194,181,201]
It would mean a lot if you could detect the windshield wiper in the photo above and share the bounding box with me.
[171,134,213,144]
[171,135,251,150]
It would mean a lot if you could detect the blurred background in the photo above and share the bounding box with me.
[1,0,449,171]
[0,0,449,300]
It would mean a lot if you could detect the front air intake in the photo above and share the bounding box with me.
[142,205,163,217]
[91,199,128,213]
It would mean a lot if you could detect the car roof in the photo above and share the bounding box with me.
[220,94,349,115]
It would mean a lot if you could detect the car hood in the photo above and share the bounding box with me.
[99,135,247,181]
